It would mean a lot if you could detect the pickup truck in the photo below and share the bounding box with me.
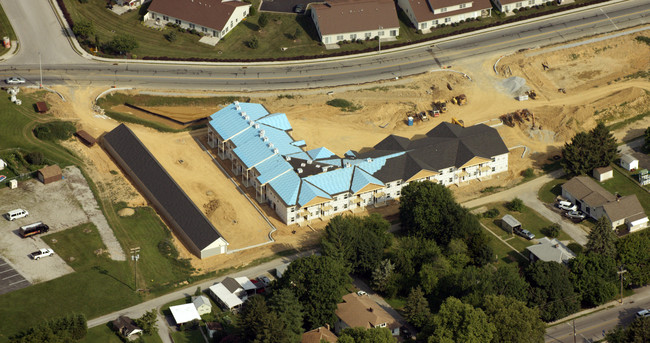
[30,249,54,260]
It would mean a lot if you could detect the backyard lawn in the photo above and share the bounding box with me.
[601,167,650,213]
[537,178,567,203]
[171,329,205,343]
[0,3,16,57]
[79,324,163,343]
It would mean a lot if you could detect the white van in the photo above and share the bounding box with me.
[5,209,29,221]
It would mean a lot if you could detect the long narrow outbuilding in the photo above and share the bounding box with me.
[103,124,228,258]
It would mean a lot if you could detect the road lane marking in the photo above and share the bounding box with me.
[553,316,621,340]
[601,8,620,30]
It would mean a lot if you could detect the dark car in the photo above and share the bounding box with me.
[293,4,305,13]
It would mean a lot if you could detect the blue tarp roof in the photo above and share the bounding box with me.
[303,167,354,195]
[350,167,384,193]
[257,113,292,131]
[291,140,307,147]
[298,182,331,207]
[256,155,293,185]
[269,172,301,206]
[209,103,269,141]
[307,147,336,160]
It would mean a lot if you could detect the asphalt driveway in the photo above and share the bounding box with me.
[260,0,309,13]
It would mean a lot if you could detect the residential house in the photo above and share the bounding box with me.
[111,316,143,340]
[302,325,338,343]
[335,293,401,336]
[500,214,521,233]
[144,0,250,43]
[311,0,400,45]
[169,304,202,325]
[562,176,648,232]
[593,166,613,182]
[639,169,650,186]
[491,0,549,13]
[398,0,492,33]
[192,295,212,315]
[208,277,257,311]
[526,237,575,264]
[620,154,639,171]
[207,102,509,226]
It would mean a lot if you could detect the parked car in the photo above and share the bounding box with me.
[515,228,535,240]
[565,211,586,221]
[4,208,29,221]
[636,309,650,318]
[31,248,54,260]
[356,290,367,296]
[557,202,577,211]
[5,77,25,84]
[293,4,304,13]
[257,275,271,287]
[18,222,49,238]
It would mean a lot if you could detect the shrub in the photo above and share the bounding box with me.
[326,98,362,112]
[258,12,269,28]
[26,152,44,165]
[522,167,535,178]
[33,121,76,141]
[567,242,583,255]
[165,30,177,42]
[247,37,259,49]
[542,223,561,238]
[158,239,179,259]
[507,197,525,212]
[483,208,500,219]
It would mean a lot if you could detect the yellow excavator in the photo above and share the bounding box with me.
[451,117,465,127]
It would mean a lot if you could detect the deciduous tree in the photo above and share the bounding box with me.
[108,34,138,54]
[338,327,397,343]
[428,297,495,343]
[267,289,304,343]
[482,295,545,343]
[239,296,287,343]
[526,261,580,322]
[403,287,431,329]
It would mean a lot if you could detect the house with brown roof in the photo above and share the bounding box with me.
[310,0,400,45]
[334,293,401,336]
[144,0,250,43]
[491,0,551,13]
[398,0,492,32]
[562,176,648,232]
[302,326,338,343]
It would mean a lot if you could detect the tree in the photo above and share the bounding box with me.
[267,288,304,343]
[293,28,302,39]
[403,287,431,329]
[586,217,617,257]
[507,197,524,212]
[338,327,397,343]
[562,123,617,176]
[108,34,138,54]
[606,317,650,343]
[428,297,495,343]
[616,230,650,287]
[26,151,44,165]
[165,30,177,42]
[248,36,259,49]
[258,12,269,28]
[644,127,650,152]
[371,259,398,296]
[72,20,94,39]
[482,295,545,343]
[569,253,617,307]
[134,310,158,335]
[526,261,580,321]
[542,223,561,238]
[239,296,287,343]
[276,255,350,329]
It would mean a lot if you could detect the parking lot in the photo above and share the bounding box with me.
[0,257,30,296]
[0,168,89,285]
[260,0,310,13]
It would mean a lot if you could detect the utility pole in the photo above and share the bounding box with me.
[572,320,576,343]
[39,52,43,89]
[130,247,140,292]
[618,266,627,303]
[378,26,383,53]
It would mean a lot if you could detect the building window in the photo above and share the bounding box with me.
[337,35,344,40]
[243,11,247,16]
[378,31,385,36]
[175,19,181,25]
[350,34,357,40]
[290,217,295,222]
[449,178,453,182]
[528,0,534,4]
[459,3,466,8]
[433,20,438,25]
[492,167,496,172]
[449,168,453,173]
[344,204,348,209]
[344,194,349,199]
[516,2,523,7]
[189,23,195,29]
[390,30,397,36]
[440,7,447,12]
[334,206,338,211]
[291,207,295,212]
[445,17,451,23]
[396,191,401,196]
[365,32,372,38]
[421,22,427,29]
[396,180,401,186]
[202,27,208,32]
[163,16,169,20]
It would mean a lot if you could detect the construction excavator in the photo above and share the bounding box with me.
[451,117,465,127]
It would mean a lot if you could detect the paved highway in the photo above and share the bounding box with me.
[545,285,650,342]
[0,0,648,90]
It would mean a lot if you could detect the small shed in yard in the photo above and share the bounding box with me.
[35,102,48,113]
[0,158,6,170]
[169,303,201,325]
[593,166,613,182]
[111,316,143,340]
[639,169,650,186]
[75,130,96,147]
[620,154,638,171]
[37,165,62,185]
[501,214,521,233]
[192,295,212,315]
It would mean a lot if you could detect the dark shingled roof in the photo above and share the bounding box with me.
[103,124,225,251]
[360,122,509,182]
[148,0,249,32]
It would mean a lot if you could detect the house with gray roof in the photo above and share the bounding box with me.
[207,102,509,225]
[103,124,228,258]
[526,237,575,264]
[562,176,648,232]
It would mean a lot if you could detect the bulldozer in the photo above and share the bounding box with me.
[525,90,537,100]
[433,100,447,113]
[451,117,465,127]
[451,94,467,106]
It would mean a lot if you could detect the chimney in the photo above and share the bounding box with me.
[297,168,303,174]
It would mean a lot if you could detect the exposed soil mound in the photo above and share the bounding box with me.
[118,208,135,217]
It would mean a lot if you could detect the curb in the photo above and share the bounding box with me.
[44,0,630,67]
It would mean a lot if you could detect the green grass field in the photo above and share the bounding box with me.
[537,178,567,203]
[600,167,650,213]
[79,323,164,343]
[0,3,16,57]
[171,329,205,343]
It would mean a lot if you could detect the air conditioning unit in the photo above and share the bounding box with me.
[234,101,240,105]
[286,156,292,161]
[259,129,265,137]
[307,160,313,164]
[268,143,274,148]
[300,163,306,167]
[235,105,241,111]
[297,168,303,174]
[273,148,279,154]
[367,158,373,162]
[315,164,320,168]
[263,137,269,142]
[254,123,260,129]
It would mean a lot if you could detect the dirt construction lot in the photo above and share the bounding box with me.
[36,28,650,272]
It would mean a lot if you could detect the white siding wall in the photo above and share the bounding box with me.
[319,27,400,45]
[145,4,250,39]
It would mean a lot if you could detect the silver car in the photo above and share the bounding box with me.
[5,77,25,84]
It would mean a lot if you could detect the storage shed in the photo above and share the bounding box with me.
[501,214,521,233]
[37,165,62,185]
[35,102,48,113]
[639,169,650,186]
[75,130,97,147]
[620,154,639,171]
[593,166,613,182]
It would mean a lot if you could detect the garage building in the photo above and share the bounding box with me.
[37,165,62,185]
[103,124,228,258]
